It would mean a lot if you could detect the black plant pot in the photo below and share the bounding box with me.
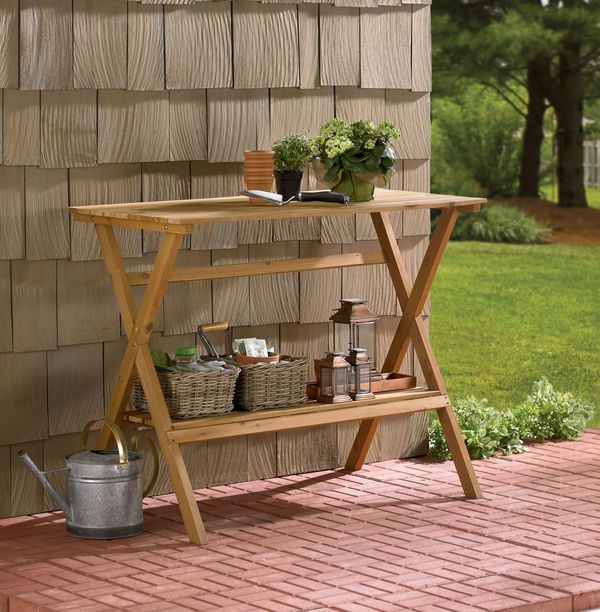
[274,171,303,201]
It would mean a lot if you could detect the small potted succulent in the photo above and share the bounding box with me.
[272,132,315,201]
[311,118,400,202]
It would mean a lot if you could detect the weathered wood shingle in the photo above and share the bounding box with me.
[207,89,270,162]
[128,2,165,90]
[20,0,73,90]
[320,6,359,86]
[360,7,411,89]
[25,168,70,261]
[73,0,127,89]
[3,90,40,166]
[12,260,57,353]
[170,90,208,161]
[70,163,143,261]
[98,91,170,163]
[41,90,97,168]
[0,1,18,88]
[0,166,25,260]
[233,3,299,89]
[165,2,232,89]
[386,91,431,159]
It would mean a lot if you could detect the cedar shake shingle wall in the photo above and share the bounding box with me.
[0,0,432,515]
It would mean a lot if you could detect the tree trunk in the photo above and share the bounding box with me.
[519,63,546,198]
[554,42,588,208]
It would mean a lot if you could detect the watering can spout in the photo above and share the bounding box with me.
[18,451,73,521]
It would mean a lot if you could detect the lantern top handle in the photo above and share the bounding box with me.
[330,298,379,324]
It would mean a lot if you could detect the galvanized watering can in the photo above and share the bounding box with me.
[19,418,159,540]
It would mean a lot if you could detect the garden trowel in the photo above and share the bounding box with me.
[241,189,349,206]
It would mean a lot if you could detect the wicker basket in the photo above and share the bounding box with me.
[234,355,308,412]
[133,364,240,420]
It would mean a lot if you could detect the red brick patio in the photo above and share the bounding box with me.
[3,431,600,611]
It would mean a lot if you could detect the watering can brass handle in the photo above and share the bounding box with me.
[80,418,129,465]
[131,433,160,498]
[200,321,229,333]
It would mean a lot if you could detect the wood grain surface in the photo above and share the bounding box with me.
[249,242,299,325]
[98,90,169,163]
[411,5,432,92]
[127,2,165,90]
[233,3,299,89]
[70,163,143,261]
[73,0,127,89]
[320,6,359,86]
[20,0,72,89]
[165,2,232,89]
[48,343,104,436]
[164,250,212,335]
[207,88,270,162]
[57,260,120,346]
[0,166,25,259]
[360,7,411,89]
[0,353,47,445]
[12,260,57,353]
[386,91,431,160]
[41,90,97,168]
[299,241,342,324]
[0,263,11,352]
[211,245,251,327]
[0,0,18,88]
[25,168,70,260]
[191,162,240,250]
[170,90,208,161]
[2,89,40,165]
[298,3,319,89]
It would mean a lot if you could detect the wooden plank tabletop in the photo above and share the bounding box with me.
[69,189,486,229]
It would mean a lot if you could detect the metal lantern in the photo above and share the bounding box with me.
[330,298,381,378]
[346,348,375,401]
[316,352,351,404]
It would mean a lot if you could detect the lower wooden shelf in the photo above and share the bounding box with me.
[123,388,449,445]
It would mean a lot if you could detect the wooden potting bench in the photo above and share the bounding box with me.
[70,188,486,545]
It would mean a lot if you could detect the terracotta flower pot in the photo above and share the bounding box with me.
[244,150,274,203]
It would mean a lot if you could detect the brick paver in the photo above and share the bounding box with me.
[2,431,600,611]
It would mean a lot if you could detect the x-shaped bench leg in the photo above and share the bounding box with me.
[95,225,208,544]
[345,210,482,500]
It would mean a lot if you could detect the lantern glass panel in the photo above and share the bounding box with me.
[320,366,333,398]
[353,322,376,369]
[357,362,371,395]
[334,367,348,396]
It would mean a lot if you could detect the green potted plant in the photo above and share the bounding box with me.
[311,118,400,202]
[272,132,315,201]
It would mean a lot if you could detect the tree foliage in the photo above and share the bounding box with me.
[433,0,600,207]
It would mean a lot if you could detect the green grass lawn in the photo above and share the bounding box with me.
[430,241,600,425]
[540,185,600,209]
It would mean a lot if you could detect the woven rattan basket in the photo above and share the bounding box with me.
[133,364,240,419]
[234,355,308,412]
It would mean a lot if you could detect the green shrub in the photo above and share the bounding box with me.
[432,86,522,198]
[429,379,593,461]
[272,132,314,173]
[513,377,593,441]
[429,397,525,461]
[433,204,551,244]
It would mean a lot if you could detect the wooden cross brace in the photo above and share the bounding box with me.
[94,225,208,544]
[345,210,482,500]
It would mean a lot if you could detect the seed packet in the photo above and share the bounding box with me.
[234,337,269,357]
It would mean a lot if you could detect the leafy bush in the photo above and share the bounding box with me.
[431,86,522,198]
[429,379,593,460]
[433,204,551,244]
[272,132,314,173]
[513,377,594,441]
[429,397,525,461]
